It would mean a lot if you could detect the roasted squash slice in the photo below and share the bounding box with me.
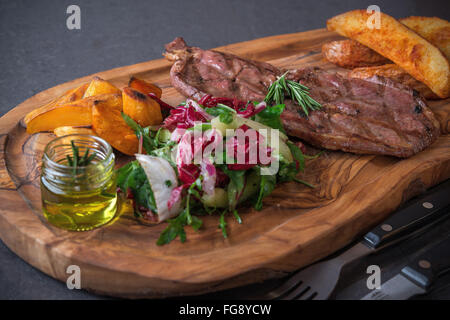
[83,76,121,98]
[24,83,89,131]
[122,87,162,127]
[92,100,138,156]
[25,93,122,134]
[128,76,162,98]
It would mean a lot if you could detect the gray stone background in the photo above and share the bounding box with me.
[0,0,449,299]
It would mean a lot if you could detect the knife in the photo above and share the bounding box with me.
[361,232,450,300]
[265,179,450,300]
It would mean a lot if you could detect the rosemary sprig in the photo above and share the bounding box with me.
[66,140,96,174]
[265,71,321,116]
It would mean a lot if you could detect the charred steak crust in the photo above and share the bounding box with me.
[164,37,280,102]
[164,38,440,158]
[282,67,440,158]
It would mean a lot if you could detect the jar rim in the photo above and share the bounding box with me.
[43,134,113,170]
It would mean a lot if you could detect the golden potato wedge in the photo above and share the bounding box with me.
[129,76,162,98]
[322,18,449,68]
[24,83,88,128]
[349,64,439,99]
[122,87,162,127]
[92,101,138,156]
[53,126,95,137]
[327,10,450,98]
[400,16,450,60]
[322,39,390,68]
[83,76,121,98]
[25,93,122,134]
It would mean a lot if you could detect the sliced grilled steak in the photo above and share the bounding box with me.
[283,67,440,157]
[164,37,280,102]
[164,38,440,158]
[349,64,439,100]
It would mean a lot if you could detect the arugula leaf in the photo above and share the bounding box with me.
[187,123,213,131]
[116,160,157,214]
[287,141,305,172]
[205,103,235,124]
[220,166,246,210]
[219,112,234,124]
[190,215,203,231]
[254,174,276,211]
[277,144,318,188]
[149,145,176,168]
[116,161,137,192]
[277,160,298,182]
[304,151,324,160]
[157,209,188,245]
[156,177,204,246]
[254,104,286,133]
[220,166,246,190]
[293,178,316,188]
[233,209,242,224]
[122,113,172,153]
[218,211,228,238]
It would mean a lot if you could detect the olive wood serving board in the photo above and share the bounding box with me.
[0,28,449,298]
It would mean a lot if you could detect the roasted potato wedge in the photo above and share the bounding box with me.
[54,126,95,137]
[323,18,449,69]
[25,93,122,134]
[83,76,121,98]
[92,101,138,156]
[122,87,162,127]
[129,76,162,98]
[322,40,390,68]
[349,64,439,99]
[327,10,450,98]
[400,16,450,60]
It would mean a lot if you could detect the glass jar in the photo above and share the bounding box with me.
[40,134,117,231]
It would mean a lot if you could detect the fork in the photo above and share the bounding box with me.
[262,179,450,300]
[265,242,369,300]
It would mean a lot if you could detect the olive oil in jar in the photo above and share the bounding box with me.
[40,135,117,231]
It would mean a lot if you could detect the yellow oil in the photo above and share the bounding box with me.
[41,177,117,231]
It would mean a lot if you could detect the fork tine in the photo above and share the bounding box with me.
[275,282,307,300]
[265,270,309,299]
[305,292,318,300]
[282,284,311,300]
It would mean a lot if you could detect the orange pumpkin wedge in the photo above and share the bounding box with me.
[24,83,89,132]
[122,87,162,127]
[83,76,121,98]
[92,100,138,156]
[128,76,162,98]
[25,93,122,134]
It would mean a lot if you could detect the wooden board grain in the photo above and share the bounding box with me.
[0,28,449,298]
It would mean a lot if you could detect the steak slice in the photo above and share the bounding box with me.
[164,37,280,102]
[282,67,440,157]
[164,38,440,158]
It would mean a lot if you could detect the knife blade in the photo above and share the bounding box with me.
[361,232,450,300]
[361,274,425,300]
